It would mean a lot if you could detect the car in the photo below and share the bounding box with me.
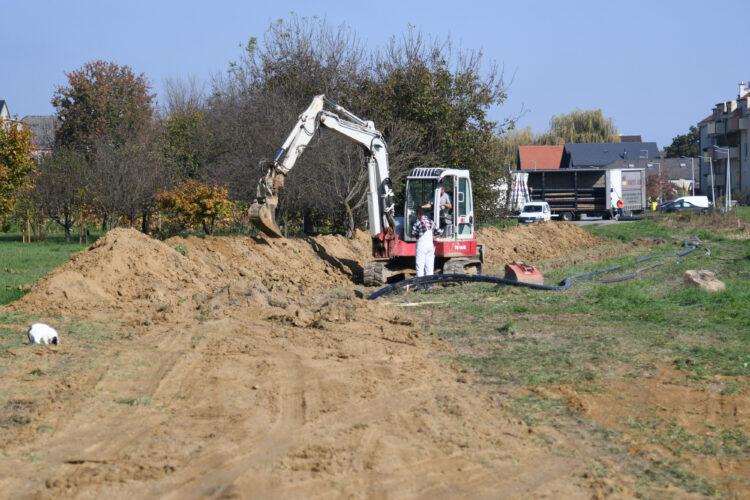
[656,199,673,211]
[659,197,712,214]
[517,201,551,223]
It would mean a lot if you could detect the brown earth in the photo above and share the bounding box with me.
[0,222,732,498]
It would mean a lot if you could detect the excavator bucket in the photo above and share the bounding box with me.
[249,199,283,238]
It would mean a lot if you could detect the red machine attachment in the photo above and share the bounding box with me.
[504,261,544,286]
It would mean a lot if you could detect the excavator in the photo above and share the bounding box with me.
[248,95,484,286]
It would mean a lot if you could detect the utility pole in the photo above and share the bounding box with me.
[714,146,731,211]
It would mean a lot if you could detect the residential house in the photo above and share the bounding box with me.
[517,145,565,170]
[698,82,750,199]
[0,100,9,121]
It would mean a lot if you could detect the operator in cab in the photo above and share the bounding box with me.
[422,185,452,227]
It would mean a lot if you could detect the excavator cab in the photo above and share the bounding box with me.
[366,167,482,285]
[403,168,475,242]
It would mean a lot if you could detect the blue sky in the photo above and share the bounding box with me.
[2,0,745,148]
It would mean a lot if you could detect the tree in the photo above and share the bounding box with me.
[208,14,398,235]
[366,31,515,218]
[646,172,677,203]
[34,147,87,242]
[0,121,36,219]
[663,125,700,158]
[538,109,619,144]
[157,180,233,235]
[52,60,156,149]
[88,133,168,233]
[495,126,537,169]
[162,109,206,181]
[161,75,209,181]
[206,15,516,231]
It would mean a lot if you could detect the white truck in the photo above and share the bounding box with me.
[509,168,647,221]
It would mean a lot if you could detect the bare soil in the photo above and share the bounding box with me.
[0,222,741,498]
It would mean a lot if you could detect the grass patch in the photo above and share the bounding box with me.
[630,458,716,497]
[0,236,92,305]
[625,417,749,458]
[170,244,188,256]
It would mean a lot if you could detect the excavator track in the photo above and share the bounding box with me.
[363,261,390,287]
[443,258,482,275]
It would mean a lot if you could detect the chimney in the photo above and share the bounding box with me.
[739,81,748,98]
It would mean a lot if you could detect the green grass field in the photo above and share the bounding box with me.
[0,233,95,305]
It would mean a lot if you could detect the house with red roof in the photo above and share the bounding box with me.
[517,145,565,170]
[698,82,750,201]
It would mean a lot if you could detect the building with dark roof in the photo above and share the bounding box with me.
[0,100,9,120]
[564,142,660,168]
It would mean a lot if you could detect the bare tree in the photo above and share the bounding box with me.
[162,74,206,117]
[88,133,168,232]
[34,147,87,242]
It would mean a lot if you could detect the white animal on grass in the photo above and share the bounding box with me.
[27,323,59,345]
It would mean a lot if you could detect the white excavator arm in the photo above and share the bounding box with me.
[249,95,395,238]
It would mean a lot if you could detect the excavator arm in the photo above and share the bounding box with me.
[249,95,395,238]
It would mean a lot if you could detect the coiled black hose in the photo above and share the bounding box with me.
[367,236,709,300]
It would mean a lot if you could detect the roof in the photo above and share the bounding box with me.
[0,100,8,118]
[21,115,59,148]
[517,145,565,170]
[698,114,714,124]
[564,142,660,167]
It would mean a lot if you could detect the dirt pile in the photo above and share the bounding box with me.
[15,223,602,317]
[12,228,375,318]
[477,221,603,267]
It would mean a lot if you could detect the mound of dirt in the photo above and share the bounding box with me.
[12,223,602,317]
[476,221,603,267]
[13,228,374,317]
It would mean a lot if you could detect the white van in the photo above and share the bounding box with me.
[517,201,551,223]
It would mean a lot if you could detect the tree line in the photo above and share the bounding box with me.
[2,15,628,241]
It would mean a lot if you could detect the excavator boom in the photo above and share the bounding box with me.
[248,95,394,238]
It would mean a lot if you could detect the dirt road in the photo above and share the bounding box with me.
[1,224,619,498]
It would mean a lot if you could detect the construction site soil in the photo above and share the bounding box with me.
[0,222,744,498]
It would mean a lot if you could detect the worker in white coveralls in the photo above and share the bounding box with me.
[411,206,443,287]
